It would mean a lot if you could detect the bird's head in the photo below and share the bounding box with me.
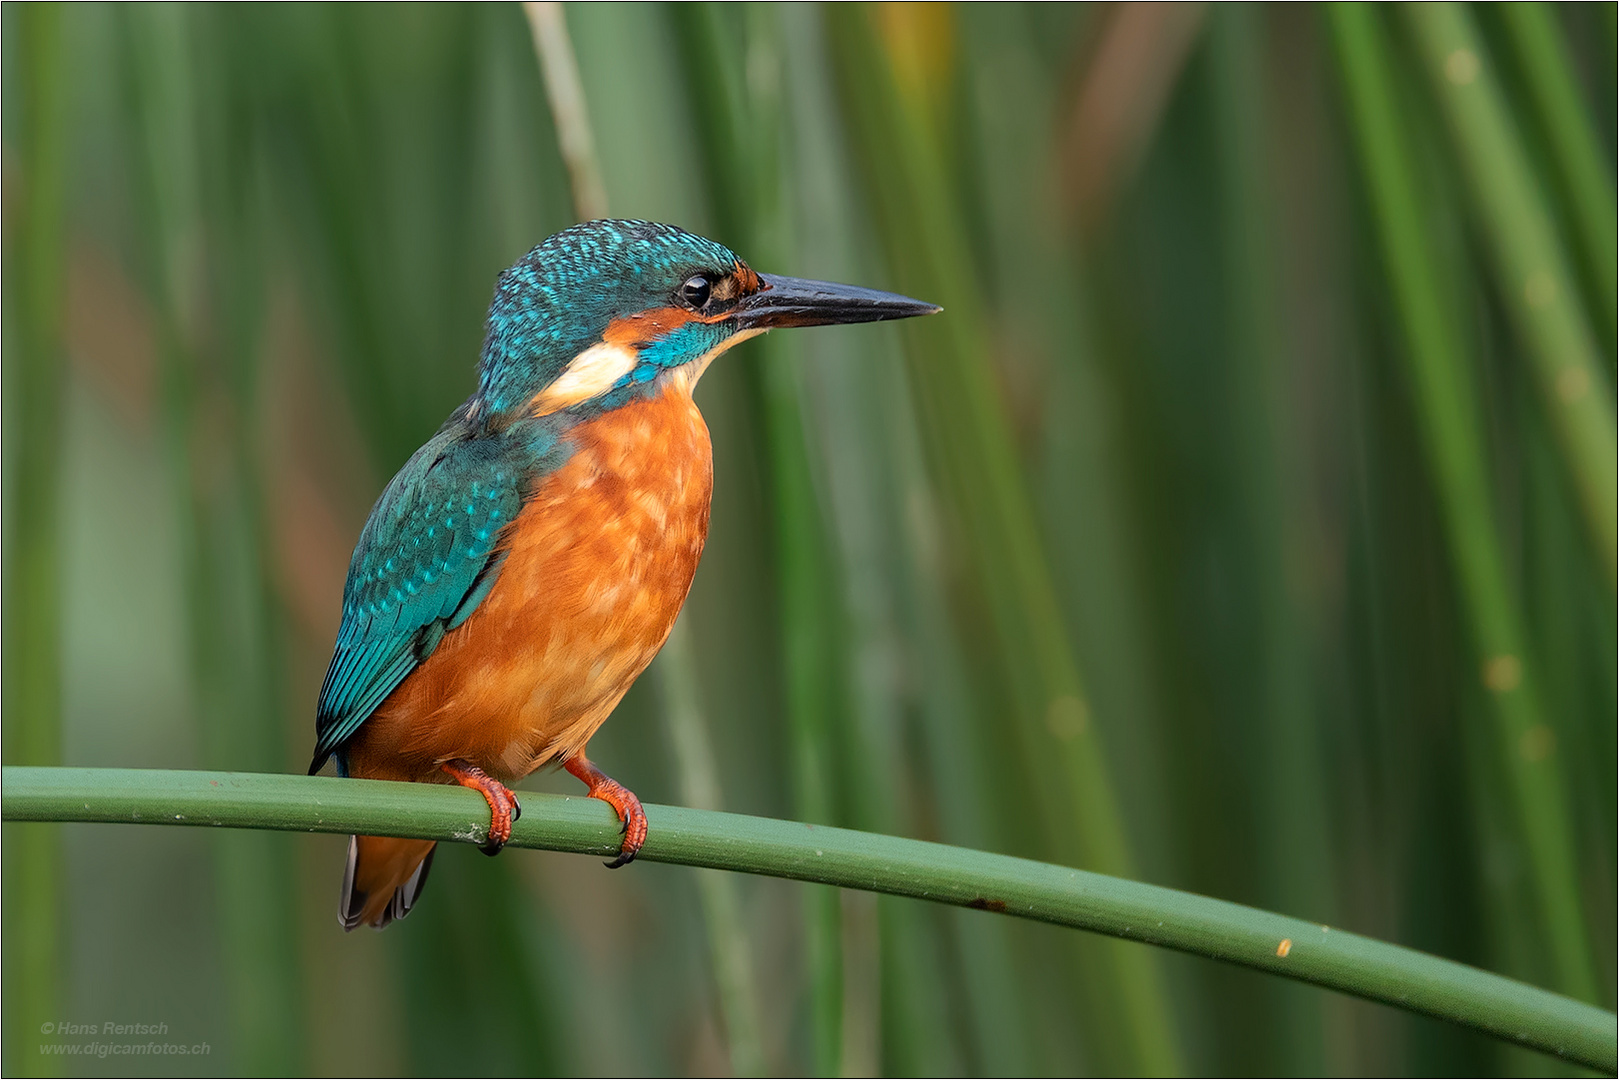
[475,219,939,420]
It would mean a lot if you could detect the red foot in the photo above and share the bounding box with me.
[441,759,521,855]
[564,754,647,868]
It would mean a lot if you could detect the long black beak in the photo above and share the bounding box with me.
[735,273,942,329]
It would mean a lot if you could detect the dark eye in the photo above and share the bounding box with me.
[680,274,712,311]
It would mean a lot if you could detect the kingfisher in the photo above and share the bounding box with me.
[309,219,939,929]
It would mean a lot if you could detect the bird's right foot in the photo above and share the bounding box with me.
[563,753,647,868]
[440,759,521,855]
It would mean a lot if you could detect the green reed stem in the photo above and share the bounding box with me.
[654,622,767,1079]
[1209,8,1340,1070]
[1496,2,1618,347]
[823,8,1181,1072]
[5,766,1615,1072]
[118,9,304,1070]
[670,6,855,1071]
[1401,3,1618,590]
[1330,2,1600,1005]
[1,6,69,1075]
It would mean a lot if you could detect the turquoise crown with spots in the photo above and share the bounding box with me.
[477,219,742,415]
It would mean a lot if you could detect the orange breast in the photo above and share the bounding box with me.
[344,378,713,784]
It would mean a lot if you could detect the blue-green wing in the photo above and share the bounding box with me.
[310,423,528,772]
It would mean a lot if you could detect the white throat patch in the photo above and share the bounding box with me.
[530,341,640,416]
[530,327,767,416]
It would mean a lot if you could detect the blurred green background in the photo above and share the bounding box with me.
[3,2,1614,1075]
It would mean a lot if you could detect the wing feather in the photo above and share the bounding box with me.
[309,416,544,773]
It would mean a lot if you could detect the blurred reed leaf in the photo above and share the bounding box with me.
[1206,8,1340,1071]
[1492,3,1618,348]
[823,6,1182,1073]
[115,5,303,1069]
[672,7,854,1070]
[1,5,70,1075]
[1329,1,1598,1005]
[1402,3,1617,592]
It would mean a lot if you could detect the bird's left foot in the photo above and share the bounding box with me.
[564,754,647,868]
[440,759,521,855]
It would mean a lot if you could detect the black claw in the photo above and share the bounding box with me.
[511,797,522,822]
[603,849,636,870]
[480,836,507,857]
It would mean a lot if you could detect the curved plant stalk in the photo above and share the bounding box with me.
[1401,3,1618,589]
[5,766,1616,1072]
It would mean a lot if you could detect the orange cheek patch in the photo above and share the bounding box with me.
[604,307,697,346]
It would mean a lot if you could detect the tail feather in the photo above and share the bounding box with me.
[340,835,437,931]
